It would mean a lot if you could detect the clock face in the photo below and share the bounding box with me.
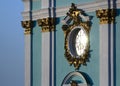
[68,26,88,57]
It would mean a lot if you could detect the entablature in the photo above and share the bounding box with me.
[21,0,120,21]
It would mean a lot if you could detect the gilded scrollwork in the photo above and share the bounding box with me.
[96,9,116,24]
[62,3,91,69]
[21,20,33,35]
[37,17,56,32]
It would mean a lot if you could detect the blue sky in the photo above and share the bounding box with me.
[0,0,24,86]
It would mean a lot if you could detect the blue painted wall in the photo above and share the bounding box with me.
[55,12,100,86]
[32,21,42,86]
[56,0,98,7]
[32,0,99,10]
[31,1,120,86]
[32,0,41,10]
[116,9,120,86]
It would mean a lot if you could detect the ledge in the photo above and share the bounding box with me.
[22,0,120,20]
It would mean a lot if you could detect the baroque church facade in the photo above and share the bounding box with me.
[21,0,120,86]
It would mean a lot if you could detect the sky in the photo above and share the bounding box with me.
[0,0,24,86]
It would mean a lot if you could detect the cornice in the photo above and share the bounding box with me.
[22,0,120,21]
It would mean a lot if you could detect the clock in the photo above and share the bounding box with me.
[62,3,91,69]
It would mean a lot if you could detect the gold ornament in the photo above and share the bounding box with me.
[21,20,33,35]
[37,17,56,32]
[62,3,91,69]
[96,9,116,24]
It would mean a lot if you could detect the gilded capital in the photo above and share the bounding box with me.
[37,17,56,32]
[96,9,116,24]
[21,20,33,35]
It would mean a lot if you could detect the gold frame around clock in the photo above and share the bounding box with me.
[62,3,91,69]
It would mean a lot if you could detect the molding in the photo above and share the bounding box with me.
[21,0,120,20]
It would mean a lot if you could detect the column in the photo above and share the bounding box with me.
[37,17,55,86]
[21,20,33,86]
[40,0,55,86]
[41,1,50,86]
[96,9,116,86]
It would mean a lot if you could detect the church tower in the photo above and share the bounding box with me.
[21,0,120,86]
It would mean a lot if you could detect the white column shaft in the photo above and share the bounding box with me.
[41,32,55,86]
[41,32,50,86]
[100,23,114,86]
[25,34,31,86]
[100,24,109,86]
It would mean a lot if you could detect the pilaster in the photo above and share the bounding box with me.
[96,9,116,86]
[37,17,56,86]
[39,0,55,86]
[21,20,33,86]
